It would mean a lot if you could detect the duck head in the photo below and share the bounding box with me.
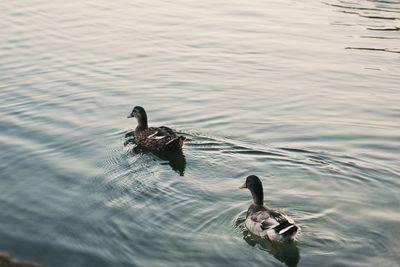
[127,106,148,129]
[240,175,264,206]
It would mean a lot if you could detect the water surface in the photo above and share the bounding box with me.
[1,0,399,266]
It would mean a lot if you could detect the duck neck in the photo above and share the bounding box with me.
[136,114,148,131]
[250,188,264,206]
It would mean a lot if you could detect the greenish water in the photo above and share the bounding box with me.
[1,0,399,266]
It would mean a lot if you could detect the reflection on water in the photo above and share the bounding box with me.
[326,0,400,54]
[132,146,187,176]
[155,150,187,176]
[236,213,300,267]
[345,46,400,53]
[1,0,400,266]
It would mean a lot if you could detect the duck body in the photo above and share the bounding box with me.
[134,125,185,152]
[128,106,185,152]
[241,175,299,242]
[245,204,298,242]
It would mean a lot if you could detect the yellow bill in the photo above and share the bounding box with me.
[239,183,247,189]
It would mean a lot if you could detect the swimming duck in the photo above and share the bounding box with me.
[127,106,186,152]
[240,175,299,242]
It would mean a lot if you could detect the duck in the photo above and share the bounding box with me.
[127,106,186,152]
[240,175,299,242]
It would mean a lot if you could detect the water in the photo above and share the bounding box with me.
[1,0,399,266]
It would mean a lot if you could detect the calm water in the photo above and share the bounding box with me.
[1,0,399,266]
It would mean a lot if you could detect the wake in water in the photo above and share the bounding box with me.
[124,130,187,176]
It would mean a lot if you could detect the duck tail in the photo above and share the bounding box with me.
[166,136,186,150]
[279,224,299,241]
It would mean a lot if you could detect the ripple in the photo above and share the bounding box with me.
[345,46,400,53]
[327,0,400,55]
[1,0,400,266]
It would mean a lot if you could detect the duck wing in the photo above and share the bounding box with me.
[249,211,279,231]
[157,126,177,137]
[246,208,297,240]
[157,126,186,150]
[135,126,185,151]
[142,127,175,140]
[261,209,295,234]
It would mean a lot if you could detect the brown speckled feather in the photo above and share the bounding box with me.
[135,126,185,152]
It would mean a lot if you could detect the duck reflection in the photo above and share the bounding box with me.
[243,230,300,267]
[153,149,186,176]
[124,131,186,176]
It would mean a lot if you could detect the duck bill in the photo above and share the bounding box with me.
[239,183,247,189]
[127,114,133,118]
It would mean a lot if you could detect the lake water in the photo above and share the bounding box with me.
[1,0,399,266]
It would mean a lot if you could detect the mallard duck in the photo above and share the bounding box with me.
[127,106,186,152]
[240,175,299,242]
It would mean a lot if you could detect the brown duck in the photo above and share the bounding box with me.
[127,106,185,152]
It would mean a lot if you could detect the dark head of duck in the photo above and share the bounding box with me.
[240,175,264,206]
[127,106,148,130]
